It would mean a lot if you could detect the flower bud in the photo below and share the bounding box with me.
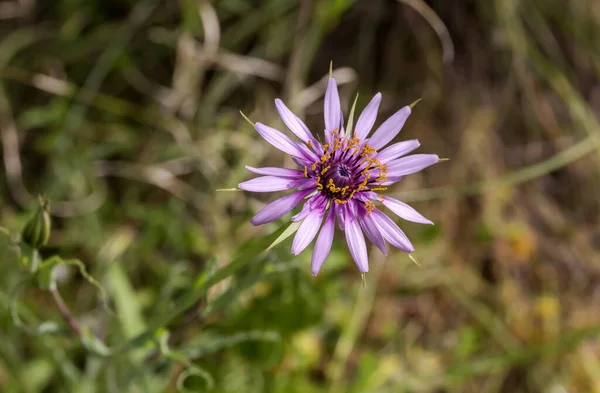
[21,196,51,249]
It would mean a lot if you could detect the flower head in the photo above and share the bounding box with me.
[239,75,439,275]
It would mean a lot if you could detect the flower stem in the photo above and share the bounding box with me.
[49,285,83,337]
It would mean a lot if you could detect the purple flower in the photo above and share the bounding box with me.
[239,75,439,275]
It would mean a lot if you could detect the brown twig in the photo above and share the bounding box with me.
[49,285,83,337]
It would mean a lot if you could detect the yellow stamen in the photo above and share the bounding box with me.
[316,176,323,190]
[364,201,376,215]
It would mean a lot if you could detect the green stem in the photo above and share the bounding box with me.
[398,134,600,202]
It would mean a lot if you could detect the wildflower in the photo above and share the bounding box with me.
[239,74,439,275]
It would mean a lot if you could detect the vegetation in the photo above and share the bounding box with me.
[1,0,600,392]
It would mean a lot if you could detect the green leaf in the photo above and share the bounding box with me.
[157,330,215,391]
[183,330,281,359]
[9,278,64,335]
[81,329,112,357]
[266,221,301,252]
[0,228,21,268]
[105,260,146,338]
[37,260,57,291]
[19,245,42,273]
[116,222,290,355]
[345,93,359,136]
[38,256,112,315]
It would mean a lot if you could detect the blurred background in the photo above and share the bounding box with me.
[1,0,600,392]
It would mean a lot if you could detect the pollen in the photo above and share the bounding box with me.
[301,132,391,204]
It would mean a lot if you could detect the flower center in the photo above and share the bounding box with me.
[303,131,389,205]
[336,164,351,179]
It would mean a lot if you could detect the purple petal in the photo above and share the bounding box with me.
[345,216,369,273]
[255,122,315,161]
[358,214,387,255]
[354,93,381,140]
[381,196,433,225]
[311,140,325,157]
[295,178,317,190]
[368,106,411,150]
[376,140,420,163]
[296,142,319,162]
[292,194,325,221]
[336,203,348,231]
[311,206,335,275]
[324,78,342,142]
[246,166,304,178]
[275,99,314,143]
[387,154,439,178]
[370,209,415,252]
[251,189,312,226]
[292,208,325,255]
[292,156,313,168]
[292,200,313,222]
[381,175,403,186]
[238,176,305,192]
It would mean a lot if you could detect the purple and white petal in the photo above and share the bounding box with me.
[295,140,320,162]
[376,140,420,163]
[345,216,369,273]
[354,93,381,140]
[368,106,411,150]
[291,194,326,221]
[381,196,433,225]
[370,209,415,252]
[245,166,304,178]
[292,178,317,190]
[292,208,325,255]
[255,122,313,160]
[275,99,314,143]
[387,154,439,178]
[311,206,336,275]
[324,77,342,142]
[291,156,313,168]
[251,189,313,226]
[335,203,348,231]
[381,175,403,186]
[238,176,297,192]
[358,214,387,255]
[292,199,313,221]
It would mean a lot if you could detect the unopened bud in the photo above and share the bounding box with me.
[21,196,51,249]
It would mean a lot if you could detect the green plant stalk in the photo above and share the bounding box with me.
[398,134,600,202]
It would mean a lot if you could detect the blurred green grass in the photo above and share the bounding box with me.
[2,0,600,392]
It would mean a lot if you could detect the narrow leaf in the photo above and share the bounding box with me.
[266,221,301,252]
